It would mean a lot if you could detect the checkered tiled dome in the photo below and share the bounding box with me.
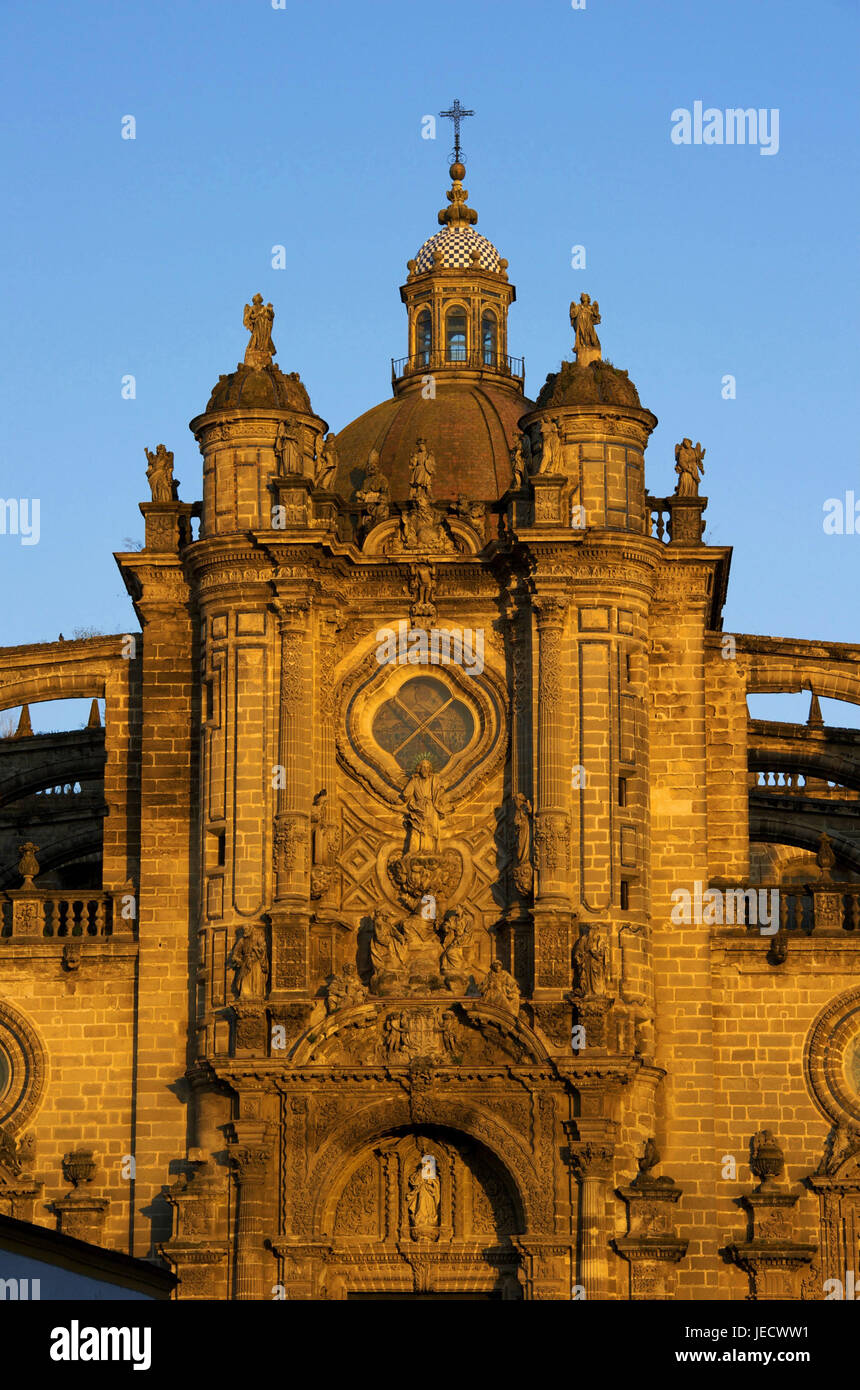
[414,225,501,273]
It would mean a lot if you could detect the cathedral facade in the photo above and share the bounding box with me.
[1,152,859,1301]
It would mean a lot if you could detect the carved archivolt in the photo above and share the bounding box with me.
[805,988,860,1127]
[0,999,47,1133]
[307,1095,547,1238]
[334,632,508,807]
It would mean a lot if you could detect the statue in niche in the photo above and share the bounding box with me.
[510,432,532,489]
[144,444,178,503]
[315,433,339,491]
[572,925,610,998]
[406,1158,441,1241]
[511,793,533,896]
[536,417,563,475]
[355,448,391,528]
[401,758,448,853]
[273,420,292,474]
[231,924,269,999]
[243,293,276,368]
[409,438,436,503]
[479,960,520,1015]
[440,904,481,993]
[325,962,368,1014]
[369,908,409,992]
[674,438,706,496]
[310,789,334,866]
[569,292,601,361]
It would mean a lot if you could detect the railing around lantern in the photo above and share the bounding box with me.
[0,890,128,940]
[391,349,525,385]
[645,494,707,544]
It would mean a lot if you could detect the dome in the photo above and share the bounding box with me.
[413,225,502,273]
[334,379,534,503]
[535,359,642,410]
[205,362,312,414]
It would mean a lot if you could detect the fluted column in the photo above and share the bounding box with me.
[567,1129,616,1299]
[271,598,311,993]
[532,594,572,995]
[230,1125,272,1301]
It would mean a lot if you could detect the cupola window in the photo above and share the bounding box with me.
[445,309,467,363]
[481,310,497,365]
[416,309,432,366]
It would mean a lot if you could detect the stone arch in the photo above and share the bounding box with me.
[749,808,860,874]
[308,1095,545,1238]
[743,658,860,708]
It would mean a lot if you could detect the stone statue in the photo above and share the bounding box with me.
[440,904,479,992]
[406,1159,441,1240]
[144,444,177,503]
[231,924,268,999]
[369,908,408,990]
[570,292,601,361]
[409,438,436,503]
[480,960,520,1015]
[401,758,447,853]
[273,420,294,475]
[355,449,391,528]
[409,562,435,616]
[511,794,533,896]
[315,433,339,491]
[537,417,563,475]
[573,925,609,997]
[674,438,706,496]
[325,962,368,1014]
[310,789,334,866]
[401,497,449,552]
[243,293,276,368]
[510,432,531,489]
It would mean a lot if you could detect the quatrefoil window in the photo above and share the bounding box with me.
[371,676,474,772]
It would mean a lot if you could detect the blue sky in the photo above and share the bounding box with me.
[1,0,858,730]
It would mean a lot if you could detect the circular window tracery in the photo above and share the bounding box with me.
[805,988,860,1127]
[0,1000,46,1133]
[371,676,474,772]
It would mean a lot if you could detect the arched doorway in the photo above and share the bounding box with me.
[322,1126,524,1299]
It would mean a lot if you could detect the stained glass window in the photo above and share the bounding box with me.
[372,676,474,772]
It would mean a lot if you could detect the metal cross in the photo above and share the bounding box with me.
[439,99,475,163]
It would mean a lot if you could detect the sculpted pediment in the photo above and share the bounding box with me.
[296,999,547,1067]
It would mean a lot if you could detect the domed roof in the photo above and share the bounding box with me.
[334,379,534,503]
[205,362,312,414]
[535,359,642,410]
[413,225,502,273]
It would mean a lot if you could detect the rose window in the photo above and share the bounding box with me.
[371,676,474,772]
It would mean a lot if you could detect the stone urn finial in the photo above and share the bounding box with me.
[62,1149,96,1189]
[17,841,40,886]
[750,1130,785,1191]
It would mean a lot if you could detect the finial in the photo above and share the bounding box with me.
[438,162,479,229]
[13,704,33,739]
[807,690,824,727]
[439,98,475,165]
[243,293,277,369]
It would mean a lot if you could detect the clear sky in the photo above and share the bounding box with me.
[1,0,858,730]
